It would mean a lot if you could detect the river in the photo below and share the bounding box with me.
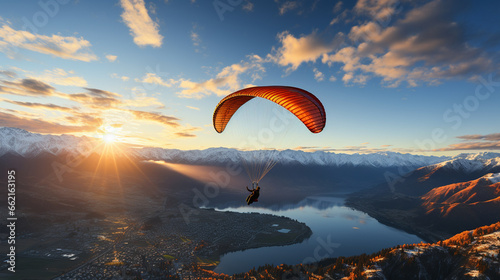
[213,195,422,275]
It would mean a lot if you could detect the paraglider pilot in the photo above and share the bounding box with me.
[246,183,260,205]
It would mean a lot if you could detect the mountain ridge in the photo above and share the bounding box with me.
[0,126,456,168]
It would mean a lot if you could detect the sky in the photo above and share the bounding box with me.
[0,0,499,156]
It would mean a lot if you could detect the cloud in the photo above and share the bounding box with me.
[43,82,162,110]
[279,1,299,15]
[66,88,123,109]
[457,133,500,141]
[436,133,500,151]
[30,68,87,87]
[346,0,494,86]
[174,132,196,138]
[1,78,56,96]
[120,0,163,47]
[0,111,97,134]
[128,109,180,127]
[186,106,200,111]
[354,0,400,20]
[436,141,500,151]
[173,124,202,138]
[0,24,98,62]
[191,31,201,47]
[243,1,254,11]
[122,92,164,108]
[126,110,201,138]
[269,31,343,73]
[136,72,174,87]
[84,88,122,98]
[63,111,103,128]
[174,55,265,98]
[3,100,74,112]
[106,54,117,62]
[111,73,130,81]
[0,69,195,144]
[190,24,205,53]
[273,0,498,87]
[0,70,16,78]
[333,1,343,13]
[313,68,324,81]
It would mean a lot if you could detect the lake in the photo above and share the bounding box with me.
[213,195,423,275]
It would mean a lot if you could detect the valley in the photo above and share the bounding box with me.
[1,128,499,279]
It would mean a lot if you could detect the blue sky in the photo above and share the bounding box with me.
[0,0,499,156]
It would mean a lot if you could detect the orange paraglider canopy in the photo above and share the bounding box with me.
[213,86,326,133]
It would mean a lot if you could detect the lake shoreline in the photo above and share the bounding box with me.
[345,195,450,243]
[212,196,424,275]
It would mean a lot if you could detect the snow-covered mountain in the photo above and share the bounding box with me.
[0,127,453,168]
[133,146,450,167]
[420,155,500,175]
[0,127,99,157]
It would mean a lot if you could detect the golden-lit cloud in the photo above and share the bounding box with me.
[436,142,500,151]
[345,0,493,86]
[64,111,103,128]
[122,94,164,108]
[106,54,118,62]
[0,111,97,134]
[271,0,497,87]
[0,24,98,62]
[1,78,56,96]
[312,68,324,81]
[436,133,500,151]
[175,55,265,98]
[136,72,174,87]
[66,88,123,109]
[457,133,500,141]
[30,68,88,87]
[172,124,202,138]
[120,0,163,47]
[174,132,196,138]
[186,106,200,111]
[3,100,74,112]
[84,88,122,98]
[269,31,342,73]
[128,109,180,127]
[111,73,130,81]
[0,68,194,144]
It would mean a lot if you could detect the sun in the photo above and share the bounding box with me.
[102,132,117,144]
[97,124,121,145]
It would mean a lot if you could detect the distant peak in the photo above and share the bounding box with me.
[483,173,500,183]
[453,152,500,161]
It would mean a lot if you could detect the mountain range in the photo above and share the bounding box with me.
[347,153,500,241]
[2,126,500,237]
[0,127,449,168]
